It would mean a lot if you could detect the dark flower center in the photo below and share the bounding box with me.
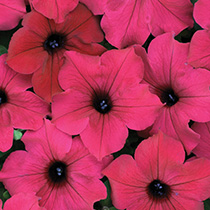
[0,90,7,105]
[48,161,67,183]
[160,88,179,106]
[44,34,65,54]
[92,91,112,114]
[147,179,171,200]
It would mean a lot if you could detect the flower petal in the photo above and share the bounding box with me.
[59,3,104,43]
[32,54,64,102]
[101,0,150,48]
[103,155,148,210]
[52,89,92,135]
[81,112,128,160]
[151,107,200,154]
[135,132,185,182]
[7,28,48,74]
[8,91,49,130]
[192,122,210,159]
[0,125,13,152]
[22,119,72,160]
[0,0,26,30]
[30,0,79,23]
[188,30,210,70]
[193,0,210,30]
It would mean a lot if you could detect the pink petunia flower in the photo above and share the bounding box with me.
[103,131,210,210]
[0,54,49,152]
[191,121,210,160]
[101,0,193,48]
[6,3,105,102]
[0,0,26,30]
[0,120,107,210]
[139,32,210,154]
[52,47,162,160]
[1,193,45,210]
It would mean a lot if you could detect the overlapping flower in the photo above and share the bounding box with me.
[0,0,210,209]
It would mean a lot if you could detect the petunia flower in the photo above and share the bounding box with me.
[103,131,210,210]
[1,193,45,210]
[139,32,210,154]
[6,3,105,102]
[101,0,193,48]
[0,120,107,210]
[191,121,210,160]
[0,0,26,30]
[0,54,49,152]
[52,47,162,160]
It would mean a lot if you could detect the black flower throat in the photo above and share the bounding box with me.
[147,179,171,201]
[48,161,67,183]
[160,88,179,107]
[44,34,65,54]
[92,91,112,114]
[0,90,7,105]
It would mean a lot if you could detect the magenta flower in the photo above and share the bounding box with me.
[52,47,162,160]
[6,4,105,102]
[1,193,45,210]
[140,32,210,153]
[103,131,210,210]
[0,0,26,30]
[0,54,49,152]
[192,122,210,160]
[0,120,107,210]
[101,0,193,48]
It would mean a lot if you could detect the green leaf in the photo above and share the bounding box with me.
[100,180,112,207]
[13,129,23,141]
[191,0,198,4]
[109,207,118,210]
[2,191,10,200]
[204,199,210,210]
[0,45,7,56]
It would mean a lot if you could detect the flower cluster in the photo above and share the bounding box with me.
[0,0,210,209]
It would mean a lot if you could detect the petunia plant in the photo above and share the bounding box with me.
[0,0,210,209]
